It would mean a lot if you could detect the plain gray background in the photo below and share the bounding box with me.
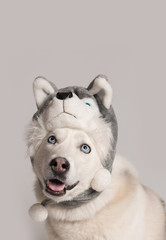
[0,0,165,239]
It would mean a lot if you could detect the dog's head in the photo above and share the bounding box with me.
[26,75,118,203]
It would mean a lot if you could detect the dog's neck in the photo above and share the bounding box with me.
[41,188,101,209]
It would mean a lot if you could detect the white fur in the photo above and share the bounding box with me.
[29,203,48,222]
[89,76,113,109]
[27,77,165,239]
[27,125,166,239]
[26,117,47,157]
[27,133,166,239]
[33,155,166,240]
[91,168,111,192]
[33,77,55,108]
[31,128,105,203]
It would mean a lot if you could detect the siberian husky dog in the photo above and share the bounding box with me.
[26,75,166,240]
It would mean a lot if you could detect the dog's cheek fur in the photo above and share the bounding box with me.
[25,117,48,157]
[25,115,113,197]
[32,140,51,182]
[31,128,104,203]
[90,121,113,166]
[72,146,102,194]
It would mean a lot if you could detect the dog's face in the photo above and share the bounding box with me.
[26,75,118,202]
[33,128,103,201]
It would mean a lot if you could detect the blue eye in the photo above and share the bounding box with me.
[48,136,57,144]
[81,144,91,154]
[84,102,92,107]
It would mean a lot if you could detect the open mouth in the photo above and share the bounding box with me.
[45,179,79,197]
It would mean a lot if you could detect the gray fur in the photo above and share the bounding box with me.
[56,188,101,209]
[41,188,101,209]
[94,95,118,172]
[58,86,93,99]
[42,198,54,207]
[88,78,118,171]
[33,92,57,120]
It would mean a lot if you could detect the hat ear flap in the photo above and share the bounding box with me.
[33,77,57,109]
[87,75,113,109]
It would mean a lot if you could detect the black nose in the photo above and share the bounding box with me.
[50,157,70,174]
[56,91,73,100]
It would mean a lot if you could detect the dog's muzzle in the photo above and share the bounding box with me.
[44,157,78,197]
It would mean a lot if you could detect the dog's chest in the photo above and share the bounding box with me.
[47,218,111,240]
[47,218,147,240]
[46,200,147,240]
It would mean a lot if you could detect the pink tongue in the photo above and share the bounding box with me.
[48,181,65,192]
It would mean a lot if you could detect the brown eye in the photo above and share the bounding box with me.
[48,136,57,144]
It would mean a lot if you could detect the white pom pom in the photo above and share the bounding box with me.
[91,168,111,192]
[29,203,48,222]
